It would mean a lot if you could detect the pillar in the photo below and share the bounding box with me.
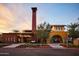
[31,7,37,41]
[32,7,37,33]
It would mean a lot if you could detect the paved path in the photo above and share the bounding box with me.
[0,48,79,56]
[49,43,65,48]
[3,43,25,48]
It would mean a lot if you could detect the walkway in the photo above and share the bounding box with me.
[0,48,79,56]
[3,43,25,48]
[49,43,65,48]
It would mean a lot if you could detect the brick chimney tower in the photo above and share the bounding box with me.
[32,7,37,33]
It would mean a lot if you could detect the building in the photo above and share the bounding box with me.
[47,25,68,43]
[0,7,69,43]
[0,7,37,43]
[1,30,33,43]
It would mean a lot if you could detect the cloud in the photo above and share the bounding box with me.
[0,4,16,33]
[0,4,42,33]
[5,4,32,30]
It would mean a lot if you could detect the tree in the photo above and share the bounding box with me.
[13,30,19,33]
[22,30,31,33]
[22,30,27,33]
[67,19,79,40]
[36,22,51,44]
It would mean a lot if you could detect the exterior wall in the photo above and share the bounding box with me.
[73,38,79,46]
[47,25,68,44]
[1,33,33,43]
[47,31,68,44]
[0,35,2,42]
[51,25,65,31]
[0,31,68,43]
[2,33,18,43]
[50,31,68,39]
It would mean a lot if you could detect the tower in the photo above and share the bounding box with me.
[32,7,37,33]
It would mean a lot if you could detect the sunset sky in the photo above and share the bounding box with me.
[0,3,79,33]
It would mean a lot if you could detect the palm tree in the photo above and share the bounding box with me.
[67,19,79,40]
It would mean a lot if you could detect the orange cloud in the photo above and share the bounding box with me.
[0,4,16,33]
[0,4,42,33]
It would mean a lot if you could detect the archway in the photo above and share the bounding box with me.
[51,35,63,43]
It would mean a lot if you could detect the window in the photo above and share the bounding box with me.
[56,27,62,31]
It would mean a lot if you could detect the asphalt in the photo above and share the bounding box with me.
[0,48,79,56]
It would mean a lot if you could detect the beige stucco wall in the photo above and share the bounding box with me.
[73,38,79,46]
[47,31,68,44]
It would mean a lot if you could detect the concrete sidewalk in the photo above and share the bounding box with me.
[49,43,65,48]
[3,43,25,48]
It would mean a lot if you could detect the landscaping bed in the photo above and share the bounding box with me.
[60,43,68,48]
[0,43,11,48]
[16,44,50,48]
[60,43,79,48]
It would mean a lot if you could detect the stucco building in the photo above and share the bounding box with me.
[0,7,68,43]
[47,25,68,43]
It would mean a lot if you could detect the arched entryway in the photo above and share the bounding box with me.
[51,35,63,43]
